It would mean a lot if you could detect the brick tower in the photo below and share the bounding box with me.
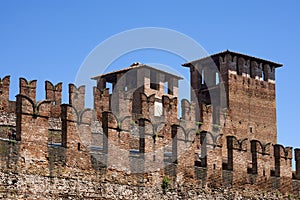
[92,63,183,172]
[182,50,282,144]
[92,62,182,120]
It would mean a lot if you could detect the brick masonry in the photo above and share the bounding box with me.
[0,51,299,199]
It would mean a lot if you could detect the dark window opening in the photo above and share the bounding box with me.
[126,70,137,90]
[250,66,254,78]
[168,87,173,95]
[237,64,243,75]
[250,127,253,133]
[263,68,269,81]
[150,71,159,90]
[167,78,173,95]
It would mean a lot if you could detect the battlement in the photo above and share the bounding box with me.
[183,50,282,83]
[219,53,280,82]
[0,52,299,198]
[0,76,14,113]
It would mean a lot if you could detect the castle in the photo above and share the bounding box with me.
[0,50,299,199]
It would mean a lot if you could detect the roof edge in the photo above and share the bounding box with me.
[91,64,183,80]
[182,50,283,68]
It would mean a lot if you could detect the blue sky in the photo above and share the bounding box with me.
[0,1,299,150]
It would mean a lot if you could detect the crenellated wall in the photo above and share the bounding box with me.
[19,78,37,102]
[0,76,15,134]
[45,81,62,117]
[0,76,11,112]
[15,78,51,175]
[0,74,299,199]
[218,53,277,82]
[94,87,110,121]
[69,84,85,112]
[185,51,280,147]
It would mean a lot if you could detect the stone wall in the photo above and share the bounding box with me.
[0,168,298,199]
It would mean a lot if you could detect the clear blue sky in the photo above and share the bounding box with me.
[0,1,299,149]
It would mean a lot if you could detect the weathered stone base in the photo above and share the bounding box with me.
[0,171,297,200]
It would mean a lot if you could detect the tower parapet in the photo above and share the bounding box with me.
[92,63,182,122]
[182,50,282,145]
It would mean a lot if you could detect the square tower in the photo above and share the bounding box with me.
[182,50,282,144]
[92,63,182,118]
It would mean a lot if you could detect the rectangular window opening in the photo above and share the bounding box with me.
[164,82,168,94]
[150,71,159,90]
[215,72,220,85]
[126,70,137,90]
[201,69,205,85]
[107,82,113,94]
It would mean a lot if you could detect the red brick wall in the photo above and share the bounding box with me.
[45,81,62,117]
[0,76,10,112]
[19,78,37,101]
